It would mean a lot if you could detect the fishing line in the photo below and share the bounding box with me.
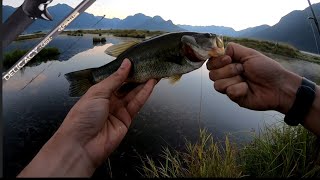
[20,61,54,91]
[59,15,106,58]
[19,15,105,90]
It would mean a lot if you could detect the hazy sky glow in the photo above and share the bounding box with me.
[3,0,320,31]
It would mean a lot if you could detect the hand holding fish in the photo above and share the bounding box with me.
[18,59,158,177]
[207,42,302,113]
[207,42,320,136]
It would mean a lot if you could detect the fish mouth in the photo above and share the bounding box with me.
[181,34,225,62]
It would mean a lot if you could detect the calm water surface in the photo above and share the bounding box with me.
[3,35,319,177]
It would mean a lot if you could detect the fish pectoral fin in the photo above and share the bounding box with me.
[105,41,140,57]
[168,74,183,85]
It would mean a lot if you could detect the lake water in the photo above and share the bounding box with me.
[3,34,320,177]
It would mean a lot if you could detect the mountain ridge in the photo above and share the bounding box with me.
[3,3,320,53]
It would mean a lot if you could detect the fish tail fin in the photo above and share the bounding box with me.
[64,69,95,97]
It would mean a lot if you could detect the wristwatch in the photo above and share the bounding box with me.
[284,77,316,126]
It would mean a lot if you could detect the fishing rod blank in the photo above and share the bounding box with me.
[3,0,96,81]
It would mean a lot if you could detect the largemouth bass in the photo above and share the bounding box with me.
[65,32,225,97]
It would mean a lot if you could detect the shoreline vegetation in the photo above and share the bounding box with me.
[16,29,320,64]
[62,29,165,39]
[15,31,46,41]
[139,123,320,178]
[3,47,60,70]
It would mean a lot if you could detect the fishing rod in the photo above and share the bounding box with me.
[2,0,54,49]
[60,15,106,57]
[2,0,96,82]
[307,0,320,40]
[20,15,107,91]
[308,17,320,54]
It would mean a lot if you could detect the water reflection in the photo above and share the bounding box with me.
[3,36,320,178]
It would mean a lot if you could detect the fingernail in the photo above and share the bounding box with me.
[236,64,243,73]
[121,59,130,69]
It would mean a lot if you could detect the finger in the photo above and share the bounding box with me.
[206,55,232,70]
[225,42,258,63]
[127,79,157,117]
[115,82,142,98]
[226,82,249,102]
[113,107,132,129]
[214,76,244,94]
[209,63,244,81]
[89,59,131,98]
[123,83,146,103]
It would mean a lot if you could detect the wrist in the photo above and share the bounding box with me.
[301,86,320,136]
[277,70,302,114]
[18,130,96,177]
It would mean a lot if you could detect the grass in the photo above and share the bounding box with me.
[224,36,320,64]
[240,122,320,178]
[139,128,242,178]
[3,47,60,69]
[15,32,46,41]
[63,29,166,38]
[139,123,320,178]
[93,37,106,43]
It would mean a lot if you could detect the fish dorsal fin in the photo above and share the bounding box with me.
[168,74,183,85]
[105,41,139,57]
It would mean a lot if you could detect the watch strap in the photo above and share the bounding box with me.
[284,77,316,126]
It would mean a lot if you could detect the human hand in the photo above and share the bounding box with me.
[206,42,302,114]
[18,59,158,177]
[60,58,158,169]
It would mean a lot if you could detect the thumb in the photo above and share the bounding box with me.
[90,59,132,98]
[225,42,257,63]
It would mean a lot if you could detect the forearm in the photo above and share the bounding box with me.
[302,85,320,137]
[279,70,320,136]
[17,131,95,177]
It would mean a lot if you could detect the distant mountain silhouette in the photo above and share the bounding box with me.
[247,3,320,53]
[3,5,15,22]
[2,4,184,33]
[178,25,237,37]
[3,3,320,53]
[237,25,271,37]
[136,16,184,32]
[178,24,271,37]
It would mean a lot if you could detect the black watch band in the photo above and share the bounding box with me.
[284,77,316,126]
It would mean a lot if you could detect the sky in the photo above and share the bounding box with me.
[3,0,320,31]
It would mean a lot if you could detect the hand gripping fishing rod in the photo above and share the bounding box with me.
[2,0,96,82]
[2,0,54,49]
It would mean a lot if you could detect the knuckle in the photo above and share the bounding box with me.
[226,89,236,100]
[140,87,149,97]
[132,98,143,109]
[226,86,239,101]
[112,71,122,79]
[229,64,237,75]
[236,75,243,82]
[88,84,109,97]
[214,81,225,93]
[209,71,217,81]
[88,84,100,93]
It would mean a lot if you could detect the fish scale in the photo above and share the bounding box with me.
[64,32,225,97]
